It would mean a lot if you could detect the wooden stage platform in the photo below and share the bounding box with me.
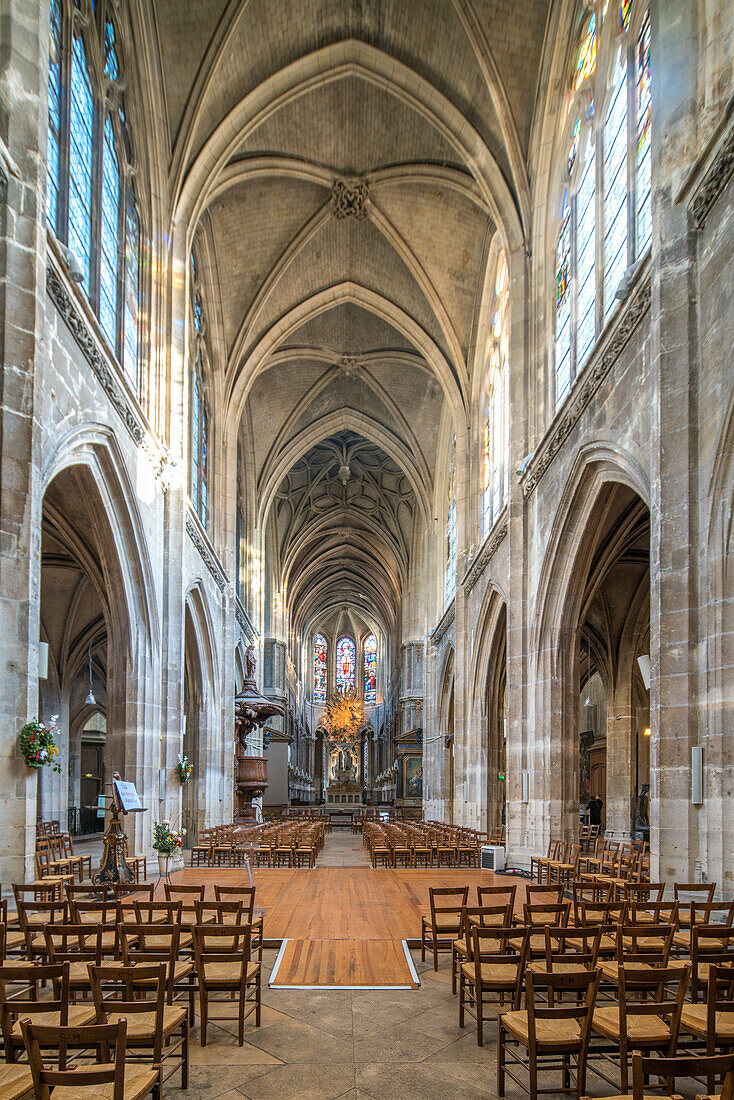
[169,866,524,989]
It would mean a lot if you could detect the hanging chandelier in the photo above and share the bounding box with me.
[320,688,364,743]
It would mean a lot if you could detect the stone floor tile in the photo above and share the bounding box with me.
[175,1065,277,1100]
[237,1061,356,1100]
[352,1020,447,1063]
[245,1016,355,1063]
[355,1061,499,1100]
[262,987,354,1040]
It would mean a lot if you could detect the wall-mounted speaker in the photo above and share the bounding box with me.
[691,746,703,805]
[637,654,651,690]
[522,770,529,803]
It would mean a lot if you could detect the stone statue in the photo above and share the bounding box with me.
[244,643,256,683]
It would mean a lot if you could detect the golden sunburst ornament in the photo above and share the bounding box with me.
[321,688,365,743]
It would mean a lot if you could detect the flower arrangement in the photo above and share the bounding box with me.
[176,754,193,784]
[19,716,61,773]
[152,820,183,856]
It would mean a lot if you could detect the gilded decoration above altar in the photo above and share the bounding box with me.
[319,688,364,744]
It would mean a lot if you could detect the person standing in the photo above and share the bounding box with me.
[586,793,603,827]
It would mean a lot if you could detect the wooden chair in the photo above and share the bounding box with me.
[421,886,469,972]
[213,885,263,961]
[680,963,734,1078]
[673,901,734,958]
[119,921,196,1025]
[674,882,717,927]
[44,923,103,1001]
[69,897,120,957]
[574,899,626,958]
[89,961,188,1092]
[686,926,734,1003]
[460,925,529,1046]
[192,923,260,1046]
[15,896,68,962]
[0,962,95,1062]
[513,901,571,959]
[526,924,603,978]
[477,883,518,916]
[0,1065,33,1100]
[580,1051,734,1100]
[571,879,613,926]
[498,967,600,1099]
[451,903,514,995]
[530,840,560,884]
[598,922,675,986]
[58,833,91,881]
[19,1017,159,1100]
[589,964,690,1094]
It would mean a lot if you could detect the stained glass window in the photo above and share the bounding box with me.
[313,634,327,704]
[191,361,201,516]
[603,48,629,321]
[99,116,120,347]
[47,0,62,231]
[483,252,509,532]
[364,635,377,705]
[123,191,140,382]
[191,355,208,525]
[636,11,652,254]
[336,638,356,692]
[620,0,633,31]
[568,117,581,176]
[68,36,94,290]
[576,131,596,368]
[200,404,208,526]
[555,205,572,406]
[445,439,457,607]
[575,14,596,90]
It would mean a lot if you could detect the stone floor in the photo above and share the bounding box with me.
[173,829,649,1100]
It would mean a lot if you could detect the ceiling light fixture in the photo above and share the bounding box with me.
[85,641,96,707]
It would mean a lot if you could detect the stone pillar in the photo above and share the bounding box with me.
[0,0,50,884]
[649,0,699,882]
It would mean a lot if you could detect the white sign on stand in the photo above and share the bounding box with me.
[113,778,142,813]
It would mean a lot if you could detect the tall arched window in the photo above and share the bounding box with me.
[313,634,327,704]
[336,637,356,692]
[189,250,210,526]
[445,437,457,608]
[46,4,143,385]
[482,252,509,536]
[364,635,377,705]
[553,2,651,407]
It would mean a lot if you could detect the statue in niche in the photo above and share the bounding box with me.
[244,643,257,683]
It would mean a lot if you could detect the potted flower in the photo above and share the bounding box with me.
[152,820,183,876]
[19,716,61,773]
[176,754,193,784]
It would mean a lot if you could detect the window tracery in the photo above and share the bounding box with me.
[189,249,210,528]
[445,437,457,608]
[46,0,142,386]
[553,1,651,407]
[336,638,356,692]
[482,252,510,536]
[313,634,327,704]
[364,635,377,706]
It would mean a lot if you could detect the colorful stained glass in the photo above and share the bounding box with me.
[123,191,140,383]
[47,0,62,230]
[194,292,203,332]
[603,49,629,321]
[68,36,94,290]
[555,208,572,405]
[568,117,581,176]
[103,19,119,80]
[636,11,651,254]
[575,14,596,90]
[620,0,633,31]
[576,133,596,367]
[200,404,208,526]
[445,440,457,607]
[99,116,120,348]
[313,634,327,704]
[336,638,356,692]
[191,358,201,515]
[364,635,377,706]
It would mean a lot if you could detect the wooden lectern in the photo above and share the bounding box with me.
[91,773,147,885]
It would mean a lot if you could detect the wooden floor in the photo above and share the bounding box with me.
[270,938,418,989]
[169,866,524,986]
[171,866,517,940]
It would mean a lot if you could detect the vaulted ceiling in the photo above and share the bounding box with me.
[152,0,552,648]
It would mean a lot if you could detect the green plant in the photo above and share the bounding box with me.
[176,754,193,783]
[19,717,61,773]
[152,820,183,856]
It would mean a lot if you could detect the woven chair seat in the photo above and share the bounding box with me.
[201,961,260,985]
[461,962,519,984]
[422,915,461,933]
[10,1005,95,1037]
[526,959,591,976]
[50,1064,159,1100]
[509,934,546,953]
[680,1005,734,1039]
[104,1004,187,1041]
[0,1065,33,1100]
[453,938,468,956]
[500,1010,581,1048]
[598,960,654,982]
[592,1006,671,1044]
[4,931,25,951]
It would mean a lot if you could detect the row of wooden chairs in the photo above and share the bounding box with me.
[420,880,734,1098]
[191,821,325,867]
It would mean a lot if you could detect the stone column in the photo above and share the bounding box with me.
[648,0,699,882]
[0,0,51,884]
